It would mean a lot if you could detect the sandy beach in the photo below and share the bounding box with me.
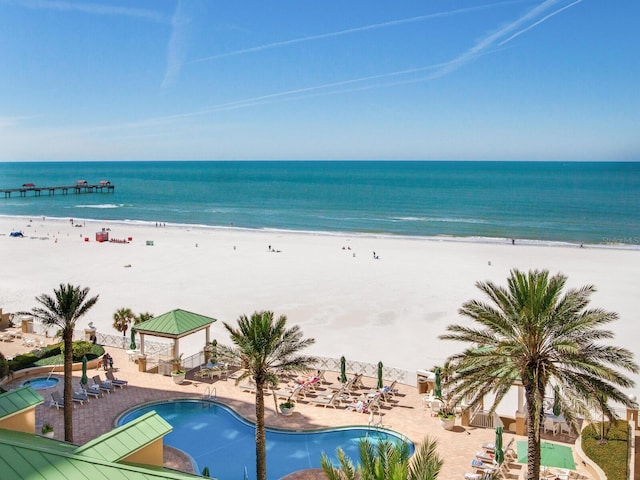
[1,215,639,401]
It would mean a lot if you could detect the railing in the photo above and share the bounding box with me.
[311,356,412,385]
[470,410,502,429]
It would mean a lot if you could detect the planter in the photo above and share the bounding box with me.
[279,405,295,416]
[43,431,55,438]
[439,416,456,430]
[172,372,186,384]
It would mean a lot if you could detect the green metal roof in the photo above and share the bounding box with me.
[0,386,44,418]
[133,309,216,338]
[0,428,204,480]
[75,411,172,463]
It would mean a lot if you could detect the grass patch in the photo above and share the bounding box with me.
[581,420,629,480]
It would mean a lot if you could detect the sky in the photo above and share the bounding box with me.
[0,0,638,161]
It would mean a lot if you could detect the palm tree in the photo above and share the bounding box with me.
[112,307,135,347]
[135,311,154,325]
[440,269,638,480]
[21,283,99,442]
[221,311,316,480]
[321,436,442,480]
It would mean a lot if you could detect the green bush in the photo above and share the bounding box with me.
[10,341,105,370]
[582,420,629,480]
[0,352,10,378]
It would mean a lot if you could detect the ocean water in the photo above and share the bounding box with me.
[0,160,638,245]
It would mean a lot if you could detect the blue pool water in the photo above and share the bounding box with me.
[22,377,59,390]
[117,399,413,480]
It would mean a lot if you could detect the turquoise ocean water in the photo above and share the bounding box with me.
[0,161,638,246]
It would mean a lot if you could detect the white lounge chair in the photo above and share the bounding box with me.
[50,391,64,409]
[312,391,341,408]
[84,383,102,398]
[92,375,114,394]
[105,371,128,388]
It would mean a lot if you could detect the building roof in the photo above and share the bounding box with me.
[74,411,173,463]
[0,389,202,479]
[0,429,203,480]
[133,309,216,339]
[0,386,44,418]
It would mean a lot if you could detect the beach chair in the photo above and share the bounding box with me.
[92,375,114,394]
[50,391,64,409]
[83,383,102,399]
[312,391,341,408]
[543,416,558,435]
[105,370,128,388]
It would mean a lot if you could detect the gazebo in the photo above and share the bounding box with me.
[133,309,217,360]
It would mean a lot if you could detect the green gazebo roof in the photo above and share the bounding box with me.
[0,386,44,418]
[133,309,216,339]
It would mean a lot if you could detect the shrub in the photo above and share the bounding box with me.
[582,420,629,480]
[60,340,94,361]
[0,352,10,378]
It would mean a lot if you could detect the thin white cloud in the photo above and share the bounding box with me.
[498,0,584,46]
[430,0,584,78]
[161,0,191,89]
[189,1,522,64]
[3,0,169,23]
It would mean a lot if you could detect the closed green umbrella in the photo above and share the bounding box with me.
[553,385,561,416]
[377,361,384,389]
[129,328,137,350]
[340,356,347,383]
[434,367,442,399]
[80,355,88,386]
[201,466,210,477]
[494,426,504,465]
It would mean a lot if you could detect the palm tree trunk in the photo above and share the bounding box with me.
[63,330,74,442]
[525,387,540,480]
[255,382,267,480]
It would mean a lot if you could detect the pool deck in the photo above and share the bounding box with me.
[3,343,592,480]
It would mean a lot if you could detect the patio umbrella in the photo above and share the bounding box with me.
[80,355,88,386]
[377,361,384,389]
[494,426,504,465]
[434,367,442,399]
[129,328,137,350]
[516,441,576,470]
[553,385,561,416]
[201,466,210,477]
[340,356,347,383]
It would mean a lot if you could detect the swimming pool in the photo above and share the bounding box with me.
[21,377,59,390]
[118,399,413,480]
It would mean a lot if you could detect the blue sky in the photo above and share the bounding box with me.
[0,0,638,161]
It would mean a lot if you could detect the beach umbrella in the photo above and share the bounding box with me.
[340,356,347,383]
[377,361,384,389]
[494,426,504,465]
[553,385,561,416]
[434,367,442,399]
[201,466,210,477]
[129,328,136,350]
[80,355,88,386]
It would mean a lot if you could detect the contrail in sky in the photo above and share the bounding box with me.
[430,0,584,78]
[3,0,169,23]
[498,0,584,46]
[189,1,522,64]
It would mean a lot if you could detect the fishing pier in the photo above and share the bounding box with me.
[1,180,115,198]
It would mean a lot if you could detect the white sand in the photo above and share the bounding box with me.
[1,215,639,400]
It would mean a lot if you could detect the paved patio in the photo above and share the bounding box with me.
[3,340,592,479]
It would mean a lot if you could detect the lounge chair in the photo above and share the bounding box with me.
[312,391,341,408]
[84,383,102,398]
[72,388,88,404]
[92,375,114,394]
[50,391,64,409]
[105,371,128,388]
